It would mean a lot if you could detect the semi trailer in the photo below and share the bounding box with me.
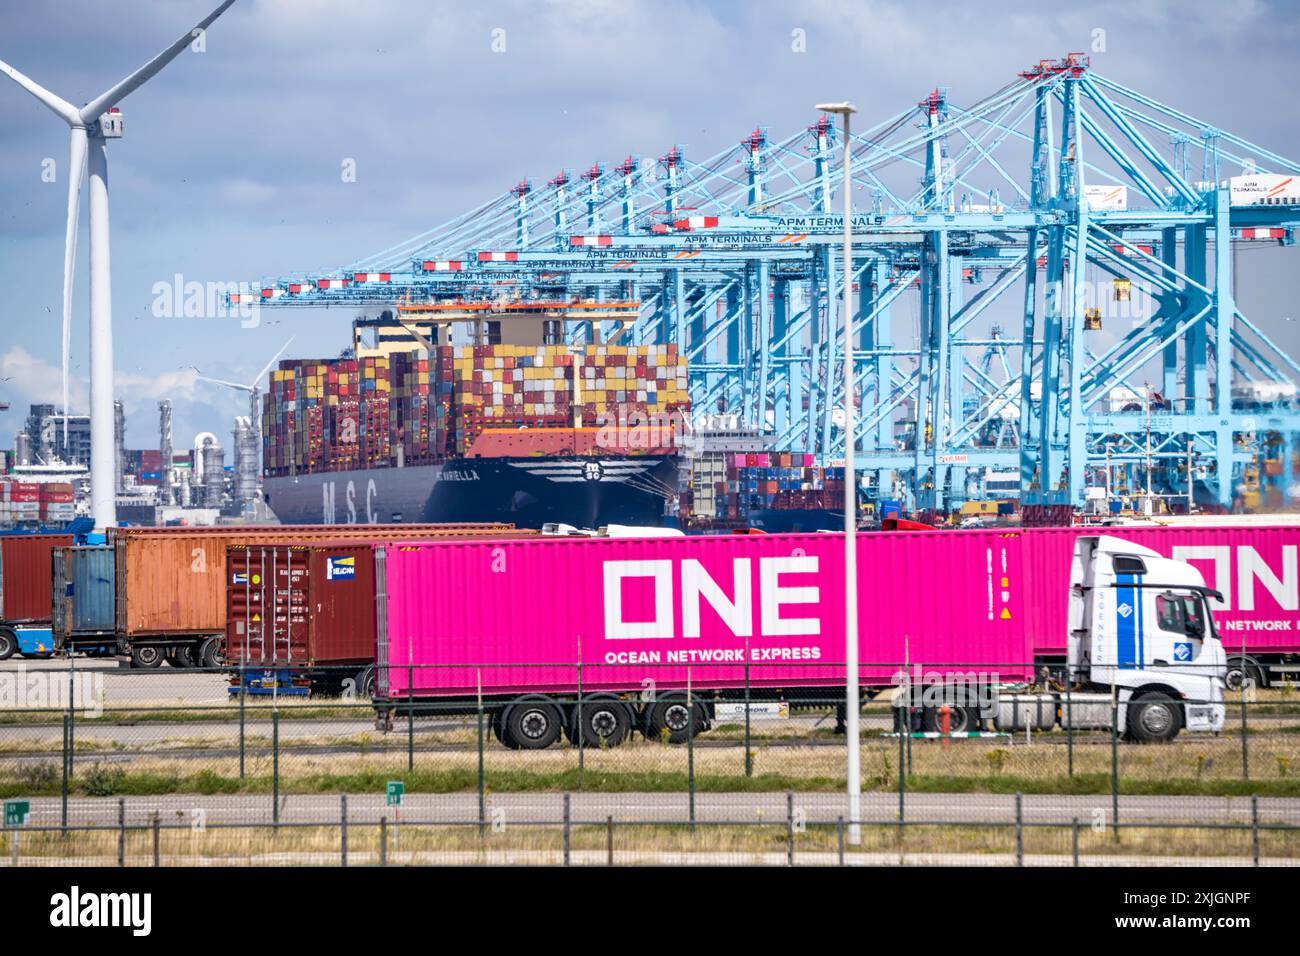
[371,529,1226,745]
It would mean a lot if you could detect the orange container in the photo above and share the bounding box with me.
[112,524,527,638]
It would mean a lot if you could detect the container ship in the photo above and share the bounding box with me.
[260,311,686,529]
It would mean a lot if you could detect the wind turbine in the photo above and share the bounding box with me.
[0,0,236,528]
[194,337,295,461]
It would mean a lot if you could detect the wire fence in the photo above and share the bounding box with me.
[0,659,1297,865]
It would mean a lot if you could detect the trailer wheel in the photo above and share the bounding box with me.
[130,645,164,669]
[502,699,563,750]
[198,637,224,670]
[354,666,376,698]
[644,695,706,745]
[922,704,977,734]
[167,645,196,668]
[1225,657,1264,692]
[566,697,632,748]
[1127,692,1182,743]
[490,709,517,749]
[0,628,16,661]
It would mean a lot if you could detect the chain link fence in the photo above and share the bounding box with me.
[0,659,1297,865]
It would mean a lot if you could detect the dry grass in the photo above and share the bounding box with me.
[2,819,1295,867]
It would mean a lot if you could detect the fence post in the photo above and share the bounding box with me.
[1065,679,1074,779]
[407,663,415,774]
[576,657,585,787]
[1251,794,1260,866]
[238,660,246,780]
[606,815,613,867]
[66,656,75,780]
[380,816,388,867]
[562,793,571,867]
[152,812,160,867]
[743,644,752,778]
[117,797,126,868]
[837,816,845,866]
[1240,684,1250,780]
[477,671,486,838]
[897,700,906,836]
[272,709,280,829]
[1014,791,1023,867]
[687,669,696,831]
[61,713,70,831]
[786,791,794,866]
[341,794,348,868]
[1110,686,1119,841]
[1072,817,1080,867]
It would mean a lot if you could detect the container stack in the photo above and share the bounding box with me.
[0,480,42,526]
[695,453,845,520]
[39,483,76,526]
[262,342,689,477]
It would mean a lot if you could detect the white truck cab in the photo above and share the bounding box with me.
[1069,535,1226,741]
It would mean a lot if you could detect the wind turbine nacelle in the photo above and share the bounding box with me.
[94,108,123,139]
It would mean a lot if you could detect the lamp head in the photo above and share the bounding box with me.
[815,102,857,115]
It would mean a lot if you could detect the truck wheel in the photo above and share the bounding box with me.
[922,704,976,734]
[566,697,632,748]
[1225,657,1264,692]
[503,699,563,750]
[167,646,196,668]
[644,696,705,745]
[130,645,165,669]
[0,628,16,661]
[199,638,224,670]
[1127,692,1182,743]
[355,666,376,698]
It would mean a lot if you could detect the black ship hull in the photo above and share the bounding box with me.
[262,456,678,529]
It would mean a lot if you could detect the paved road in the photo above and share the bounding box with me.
[16,791,1300,828]
[0,658,229,703]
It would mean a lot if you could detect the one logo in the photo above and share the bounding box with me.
[1116,602,1134,619]
[232,572,248,585]
[1173,641,1193,662]
[582,460,604,481]
[326,556,356,580]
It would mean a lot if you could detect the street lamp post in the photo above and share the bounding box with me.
[816,100,860,845]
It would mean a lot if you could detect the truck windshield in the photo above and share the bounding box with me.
[1156,591,1209,638]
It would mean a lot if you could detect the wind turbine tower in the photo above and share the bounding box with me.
[0,0,236,528]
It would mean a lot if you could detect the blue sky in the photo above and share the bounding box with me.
[1,0,1298,450]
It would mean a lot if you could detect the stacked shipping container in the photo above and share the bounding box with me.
[0,480,75,527]
[263,344,689,477]
[683,452,845,520]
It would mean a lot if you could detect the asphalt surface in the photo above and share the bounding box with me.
[16,791,1300,827]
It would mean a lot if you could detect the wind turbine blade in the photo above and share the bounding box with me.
[78,0,236,124]
[196,374,251,392]
[0,57,80,124]
[61,128,88,448]
[251,335,295,389]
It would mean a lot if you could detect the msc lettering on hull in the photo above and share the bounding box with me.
[322,478,379,524]
[602,556,821,640]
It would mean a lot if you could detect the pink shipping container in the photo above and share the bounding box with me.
[1010,525,1299,682]
[376,530,1039,702]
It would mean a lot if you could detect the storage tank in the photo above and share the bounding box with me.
[232,416,259,514]
[195,432,226,509]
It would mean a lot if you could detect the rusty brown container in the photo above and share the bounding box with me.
[0,533,73,624]
[112,524,525,639]
[225,542,378,672]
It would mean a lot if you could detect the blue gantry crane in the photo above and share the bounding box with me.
[236,54,1300,512]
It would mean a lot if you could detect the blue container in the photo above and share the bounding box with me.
[51,545,116,640]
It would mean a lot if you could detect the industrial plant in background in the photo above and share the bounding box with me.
[2,395,272,529]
